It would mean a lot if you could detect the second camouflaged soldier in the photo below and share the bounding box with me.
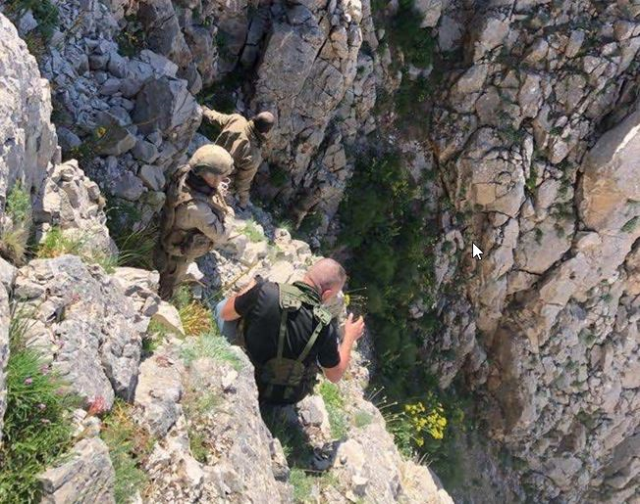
[201,106,275,209]
[156,145,233,300]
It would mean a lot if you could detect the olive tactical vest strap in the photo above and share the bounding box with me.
[261,283,331,401]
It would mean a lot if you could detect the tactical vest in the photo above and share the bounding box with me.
[160,165,228,257]
[256,282,332,403]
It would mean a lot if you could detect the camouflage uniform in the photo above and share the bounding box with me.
[156,145,233,300]
[202,108,264,208]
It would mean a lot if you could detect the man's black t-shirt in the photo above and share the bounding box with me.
[234,280,341,370]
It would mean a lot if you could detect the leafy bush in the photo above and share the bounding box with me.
[337,152,437,394]
[100,400,154,504]
[0,308,77,502]
[387,0,435,68]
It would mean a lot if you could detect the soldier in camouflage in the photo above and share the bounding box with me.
[156,145,234,301]
[201,106,275,209]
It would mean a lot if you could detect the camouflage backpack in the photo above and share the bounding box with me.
[257,283,332,403]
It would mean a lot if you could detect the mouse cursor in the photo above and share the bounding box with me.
[472,243,483,260]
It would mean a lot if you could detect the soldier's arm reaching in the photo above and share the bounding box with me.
[201,106,233,129]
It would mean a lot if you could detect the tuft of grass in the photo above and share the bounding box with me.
[180,330,244,371]
[354,410,373,429]
[241,219,265,243]
[4,0,59,41]
[290,468,314,503]
[37,227,84,258]
[101,400,154,504]
[36,227,117,274]
[112,223,158,271]
[0,308,78,503]
[188,430,208,463]
[182,384,222,464]
[142,320,169,355]
[179,301,214,337]
[1,183,32,264]
[318,382,348,440]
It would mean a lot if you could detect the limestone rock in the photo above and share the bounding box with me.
[13,256,143,409]
[133,77,201,141]
[0,284,8,444]
[134,350,184,437]
[0,13,56,210]
[39,437,115,504]
[34,160,115,257]
[152,301,185,335]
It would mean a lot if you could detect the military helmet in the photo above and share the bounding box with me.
[189,145,233,177]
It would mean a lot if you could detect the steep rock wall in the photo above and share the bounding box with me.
[424,1,640,501]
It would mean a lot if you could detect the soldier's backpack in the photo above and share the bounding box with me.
[257,282,333,403]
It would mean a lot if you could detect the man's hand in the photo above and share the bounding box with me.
[323,314,365,383]
[344,313,365,342]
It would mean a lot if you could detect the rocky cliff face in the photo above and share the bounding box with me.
[0,7,453,503]
[422,1,640,502]
[4,0,640,501]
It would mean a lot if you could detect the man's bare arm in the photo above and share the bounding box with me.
[323,314,365,383]
[220,278,258,321]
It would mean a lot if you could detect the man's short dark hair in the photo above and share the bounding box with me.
[253,111,275,134]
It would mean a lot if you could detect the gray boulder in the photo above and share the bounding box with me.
[0,13,57,223]
[39,437,116,504]
[13,256,143,409]
[133,77,202,145]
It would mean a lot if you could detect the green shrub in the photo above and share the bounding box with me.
[5,0,59,41]
[115,15,147,57]
[387,0,435,68]
[336,152,437,386]
[101,400,154,504]
[0,309,77,503]
[353,410,373,428]
[182,382,221,464]
[290,468,314,503]
[240,219,265,243]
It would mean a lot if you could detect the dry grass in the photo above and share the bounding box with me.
[179,301,214,337]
